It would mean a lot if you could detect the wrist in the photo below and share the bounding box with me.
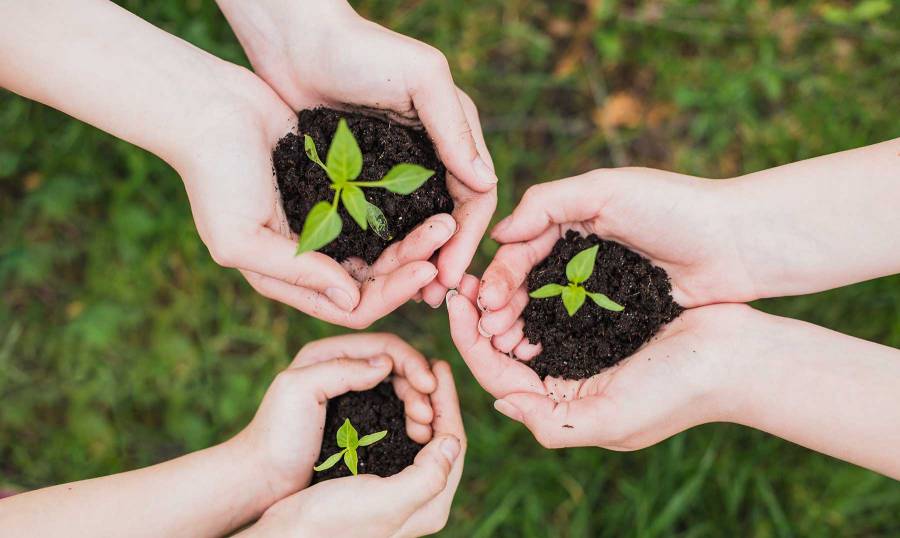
[218,434,292,518]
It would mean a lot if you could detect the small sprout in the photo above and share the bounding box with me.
[297,119,434,253]
[529,245,625,316]
[313,418,388,476]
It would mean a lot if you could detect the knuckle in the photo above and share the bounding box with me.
[420,45,450,72]
[208,236,241,268]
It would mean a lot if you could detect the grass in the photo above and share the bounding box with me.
[2,0,899,535]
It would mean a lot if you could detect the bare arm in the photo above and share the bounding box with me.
[0,441,274,537]
[730,310,900,479]
[724,138,900,299]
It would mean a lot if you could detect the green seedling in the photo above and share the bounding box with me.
[297,118,435,254]
[529,245,625,317]
[313,418,388,476]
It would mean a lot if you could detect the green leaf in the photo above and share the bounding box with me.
[587,291,624,312]
[336,418,359,449]
[561,285,586,317]
[297,201,342,254]
[375,163,434,194]
[529,283,565,298]
[366,202,392,240]
[341,185,368,230]
[326,119,362,182]
[566,245,599,284]
[358,430,388,447]
[303,134,327,170]
[344,448,359,476]
[313,449,346,472]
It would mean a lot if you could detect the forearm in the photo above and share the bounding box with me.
[0,0,262,171]
[722,138,900,298]
[0,440,277,537]
[726,310,900,479]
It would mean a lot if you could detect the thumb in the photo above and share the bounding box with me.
[383,434,461,514]
[286,355,394,404]
[407,54,497,193]
[229,226,361,311]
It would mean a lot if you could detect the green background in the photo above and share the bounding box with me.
[2,0,899,535]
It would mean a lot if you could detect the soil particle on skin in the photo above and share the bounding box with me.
[273,107,454,264]
[312,382,422,483]
[522,231,683,380]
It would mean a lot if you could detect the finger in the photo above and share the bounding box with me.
[293,333,437,394]
[384,434,461,512]
[491,319,525,354]
[429,360,465,440]
[393,377,434,425]
[479,285,529,336]
[250,261,437,329]
[405,415,433,445]
[372,213,456,275]
[232,227,361,311]
[408,51,497,192]
[446,289,545,398]
[457,273,480,303]
[432,91,498,289]
[435,184,496,289]
[490,173,610,243]
[479,227,558,311]
[494,392,606,449]
[421,279,448,308]
[513,339,542,361]
[284,355,394,404]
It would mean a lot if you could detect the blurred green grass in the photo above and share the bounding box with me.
[2,0,899,535]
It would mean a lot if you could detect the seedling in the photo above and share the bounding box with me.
[529,245,625,316]
[296,118,435,253]
[313,418,387,476]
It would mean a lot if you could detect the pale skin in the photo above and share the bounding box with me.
[0,333,466,537]
[449,139,900,480]
[0,0,496,328]
[214,0,498,309]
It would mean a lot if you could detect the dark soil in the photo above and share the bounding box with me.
[522,231,683,380]
[274,108,454,264]
[312,382,423,482]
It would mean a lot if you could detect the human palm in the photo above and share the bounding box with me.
[219,0,497,303]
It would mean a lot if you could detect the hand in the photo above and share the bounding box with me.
[181,69,456,328]
[216,0,498,300]
[449,275,752,450]
[476,168,756,347]
[228,333,441,505]
[241,356,466,538]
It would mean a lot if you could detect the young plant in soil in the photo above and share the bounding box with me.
[296,118,435,254]
[313,418,387,476]
[274,108,454,264]
[312,382,423,483]
[522,231,683,381]
[529,245,625,316]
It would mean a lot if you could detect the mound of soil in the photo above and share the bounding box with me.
[274,107,454,264]
[522,231,683,380]
[312,382,422,482]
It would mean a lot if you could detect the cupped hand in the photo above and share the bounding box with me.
[476,168,755,344]
[181,67,458,328]
[229,333,441,506]
[218,0,497,299]
[449,274,753,450]
[241,356,466,538]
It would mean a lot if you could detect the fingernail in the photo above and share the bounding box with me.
[472,155,498,185]
[494,399,523,422]
[476,294,487,312]
[325,287,355,311]
[444,289,459,308]
[426,295,444,309]
[368,355,388,368]
[477,317,493,338]
[439,436,461,462]
[436,216,457,240]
